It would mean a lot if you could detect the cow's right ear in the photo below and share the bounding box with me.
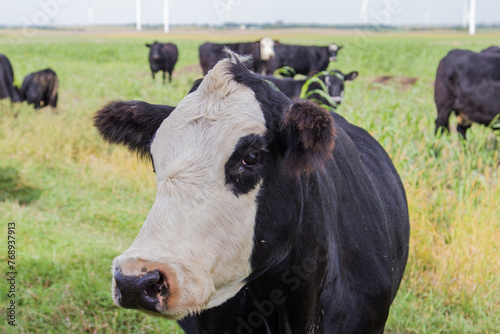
[94,100,174,157]
[146,43,151,48]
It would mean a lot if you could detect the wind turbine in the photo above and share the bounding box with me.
[360,0,370,24]
[469,0,476,35]
[136,0,169,33]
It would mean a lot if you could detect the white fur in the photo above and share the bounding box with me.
[112,56,266,319]
[329,43,339,52]
[260,36,275,61]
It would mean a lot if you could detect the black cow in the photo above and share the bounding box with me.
[0,54,21,102]
[94,52,409,334]
[146,41,178,83]
[199,37,275,75]
[434,49,500,138]
[266,43,343,76]
[19,68,58,109]
[481,46,500,54]
[261,70,358,108]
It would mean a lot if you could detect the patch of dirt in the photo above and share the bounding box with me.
[175,64,203,76]
[372,75,419,90]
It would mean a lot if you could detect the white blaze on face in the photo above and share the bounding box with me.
[329,43,339,62]
[112,58,267,319]
[260,37,275,61]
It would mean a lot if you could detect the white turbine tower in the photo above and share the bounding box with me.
[469,0,476,35]
[462,0,469,28]
[136,0,170,33]
[360,0,370,24]
[136,0,142,31]
[87,0,93,26]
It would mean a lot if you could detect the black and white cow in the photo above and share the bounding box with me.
[94,52,410,334]
[261,70,358,108]
[434,49,500,138]
[146,41,179,83]
[266,43,342,76]
[19,68,58,109]
[0,54,21,102]
[199,37,275,75]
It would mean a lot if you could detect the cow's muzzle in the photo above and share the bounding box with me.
[114,267,169,313]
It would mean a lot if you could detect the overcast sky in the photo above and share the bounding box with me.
[0,0,499,27]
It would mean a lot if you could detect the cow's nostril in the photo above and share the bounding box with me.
[144,271,169,298]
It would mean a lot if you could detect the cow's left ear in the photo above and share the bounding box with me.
[344,71,358,81]
[338,45,344,50]
[94,100,174,158]
[145,43,151,48]
[280,100,336,177]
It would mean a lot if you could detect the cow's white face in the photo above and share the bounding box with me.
[111,59,266,319]
[260,37,275,61]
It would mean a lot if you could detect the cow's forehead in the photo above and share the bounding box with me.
[151,59,266,173]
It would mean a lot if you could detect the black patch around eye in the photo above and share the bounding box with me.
[225,134,267,196]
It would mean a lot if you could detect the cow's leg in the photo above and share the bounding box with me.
[168,71,172,83]
[49,93,58,108]
[151,71,155,80]
[434,106,452,136]
[456,123,471,139]
[163,71,166,85]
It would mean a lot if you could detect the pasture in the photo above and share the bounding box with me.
[0,27,499,333]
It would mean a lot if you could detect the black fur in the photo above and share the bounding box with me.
[93,100,174,158]
[19,68,58,109]
[434,49,500,138]
[146,42,178,84]
[0,54,21,102]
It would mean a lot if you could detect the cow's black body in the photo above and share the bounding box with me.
[266,43,341,76]
[260,70,357,108]
[434,49,500,138]
[0,54,21,102]
[199,42,266,75]
[19,68,58,109]
[481,46,500,54]
[147,42,178,83]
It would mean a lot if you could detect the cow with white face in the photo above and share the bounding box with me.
[94,51,410,333]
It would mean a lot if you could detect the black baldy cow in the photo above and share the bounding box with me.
[94,52,409,334]
[261,70,358,108]
[198,37,275,75]
[434,49,500,138]
[0,54,21,102]
[266,43,343,76]
[146,41,179,83]
[19,68,58,109]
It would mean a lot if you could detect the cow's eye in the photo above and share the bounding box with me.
[242,152,260,166]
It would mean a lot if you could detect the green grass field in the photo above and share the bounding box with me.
[0,27,499,333]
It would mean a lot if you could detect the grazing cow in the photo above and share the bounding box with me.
[481,46,500,54]
[0,54,21,102]
[199,37,275,75]
[19,68,58,109]
[266,43,343,76]
[261,70,358,108]
[94,52,409,334]
[146,41,179,83]
[434,49,500,138]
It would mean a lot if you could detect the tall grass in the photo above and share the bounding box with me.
[0,29,499,333]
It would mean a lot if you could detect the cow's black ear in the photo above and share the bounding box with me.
[280,100,335,177]
[146,43,151,48]
[338,45,343,50]
[344,71,358,81]
[94,100,174,158]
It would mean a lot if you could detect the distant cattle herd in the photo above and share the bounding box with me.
[2,38,499,138]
